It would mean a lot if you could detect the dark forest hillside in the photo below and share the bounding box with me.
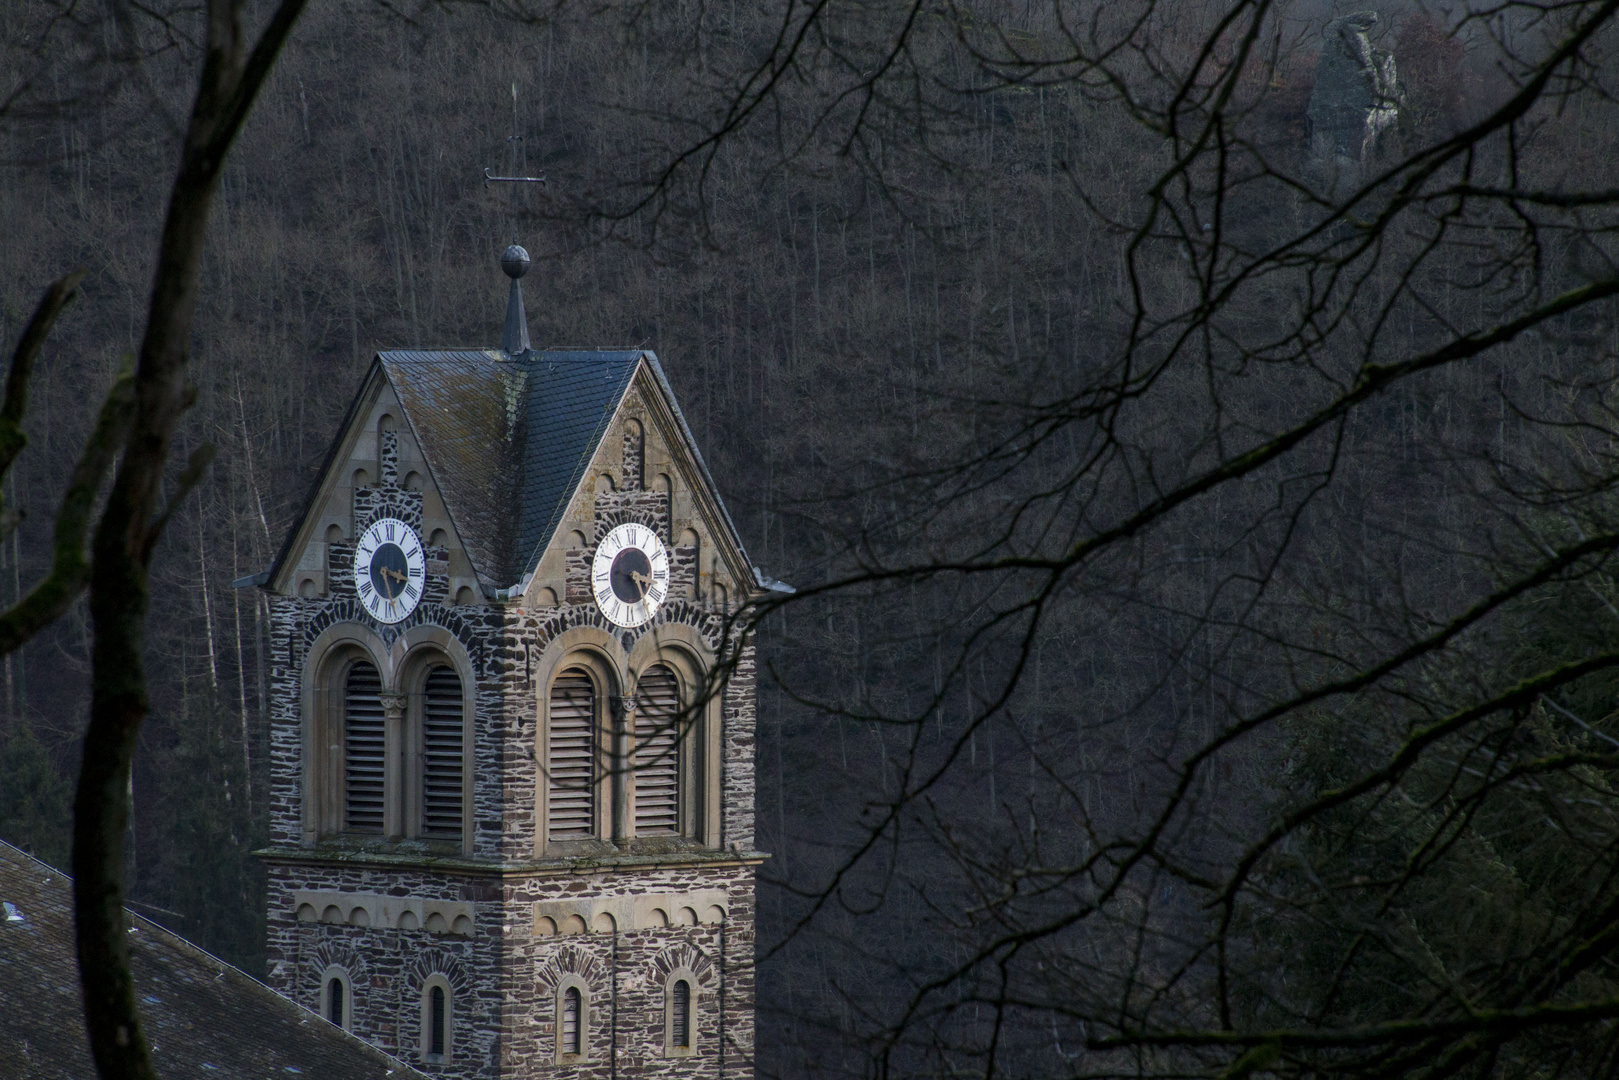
[8,0,1619,1077]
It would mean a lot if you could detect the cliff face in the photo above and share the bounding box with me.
[1309,12,1403,165]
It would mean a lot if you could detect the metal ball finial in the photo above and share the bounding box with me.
[501,244,531,280]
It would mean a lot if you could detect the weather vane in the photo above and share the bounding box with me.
[484,81,547,205]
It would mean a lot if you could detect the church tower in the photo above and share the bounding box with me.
[248,246,776,1078]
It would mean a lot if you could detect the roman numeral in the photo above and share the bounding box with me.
[405,583,418,600]
[410,565,423,578]
[648,585,664,602]
[385,523,396,541]
[359,581,374,598]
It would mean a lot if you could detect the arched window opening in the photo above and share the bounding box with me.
[634,665,681,834]
[548,670,595,840]
[421,665,464,837]
[326,976,345,1028]
[428,985,447,1060]
[344,662,385,832]
[562,985,583,1055]
[671,979,691,1048]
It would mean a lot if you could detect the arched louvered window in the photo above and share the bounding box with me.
[548,669,596,840]
[562,985,583,1055]
[634,665,681,834]
[326,976,345,1028]
[429,984,447,1059]
[344,661,385,832]
[421,665,464,837]
[671,979,691,1047]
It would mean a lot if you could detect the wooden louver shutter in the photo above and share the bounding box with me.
[345,661,385,832]
[548,670,595,840]
[430,985,447,1057]
[422,665,464,837]
[672,979,690,1047]
[562,986,582,1054]
[634,665,681,835]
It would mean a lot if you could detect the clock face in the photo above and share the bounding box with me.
[354,517,426,624]
[591,523,671,628]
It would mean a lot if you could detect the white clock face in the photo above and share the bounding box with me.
[353,517,426,624]
[591,523,671,628]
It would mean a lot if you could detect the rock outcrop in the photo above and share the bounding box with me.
[1309,12,1402,167]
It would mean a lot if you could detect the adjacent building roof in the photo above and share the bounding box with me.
[0,839,428,1080]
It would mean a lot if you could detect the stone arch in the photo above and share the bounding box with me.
[406,950,472,997]
[655,474,674,539]
[650,941,717,988]
[622,417,644,491]
[317,964,354,1030]
[307,943,368,1029]
[535,943,607,993]
[552,973,592,1062]
[536,943,605,1062]
[397,626,477,849]
[407,953,470,1065]
[662,964,702,1058]
[677,528,701,598]
[420,972,455,1063]
[626,626,721,845]
[533,627,628,853]
[301,622,390,842]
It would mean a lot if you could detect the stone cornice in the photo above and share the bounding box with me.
[255,845,769,879]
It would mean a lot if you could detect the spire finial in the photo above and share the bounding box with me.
[501,243,531,356]
[484,81,546,358]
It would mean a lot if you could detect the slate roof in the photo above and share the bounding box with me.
[380,348,637,589]
[0,839,428,1080]
[377,348,752,593]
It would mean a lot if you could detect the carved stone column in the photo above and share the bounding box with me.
[381,691,409,840]
[613,697,635,845]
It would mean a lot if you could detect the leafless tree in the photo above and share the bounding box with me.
[2,2,308,1077]
[610,0,1619,1077]
[10,1,1619,1079]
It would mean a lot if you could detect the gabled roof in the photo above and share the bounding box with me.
[268,347,758,596]
[0,839,428,1080]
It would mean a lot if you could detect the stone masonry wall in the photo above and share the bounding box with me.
[265,431,761,1080]
[501,864,755,1080]
[265,860,756,1080]
[266,863,503,1080]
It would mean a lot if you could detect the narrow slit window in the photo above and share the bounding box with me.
[344,661,385,832]
[429,984,447,1059]
[634,665,680,834]
[421,665,464,837]
[548,670,595,840]
[672,979,691,1048]
[562,985,582,1055]
[326,976,344,1028]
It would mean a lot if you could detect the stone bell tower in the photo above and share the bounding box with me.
[245,244,785,1078]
